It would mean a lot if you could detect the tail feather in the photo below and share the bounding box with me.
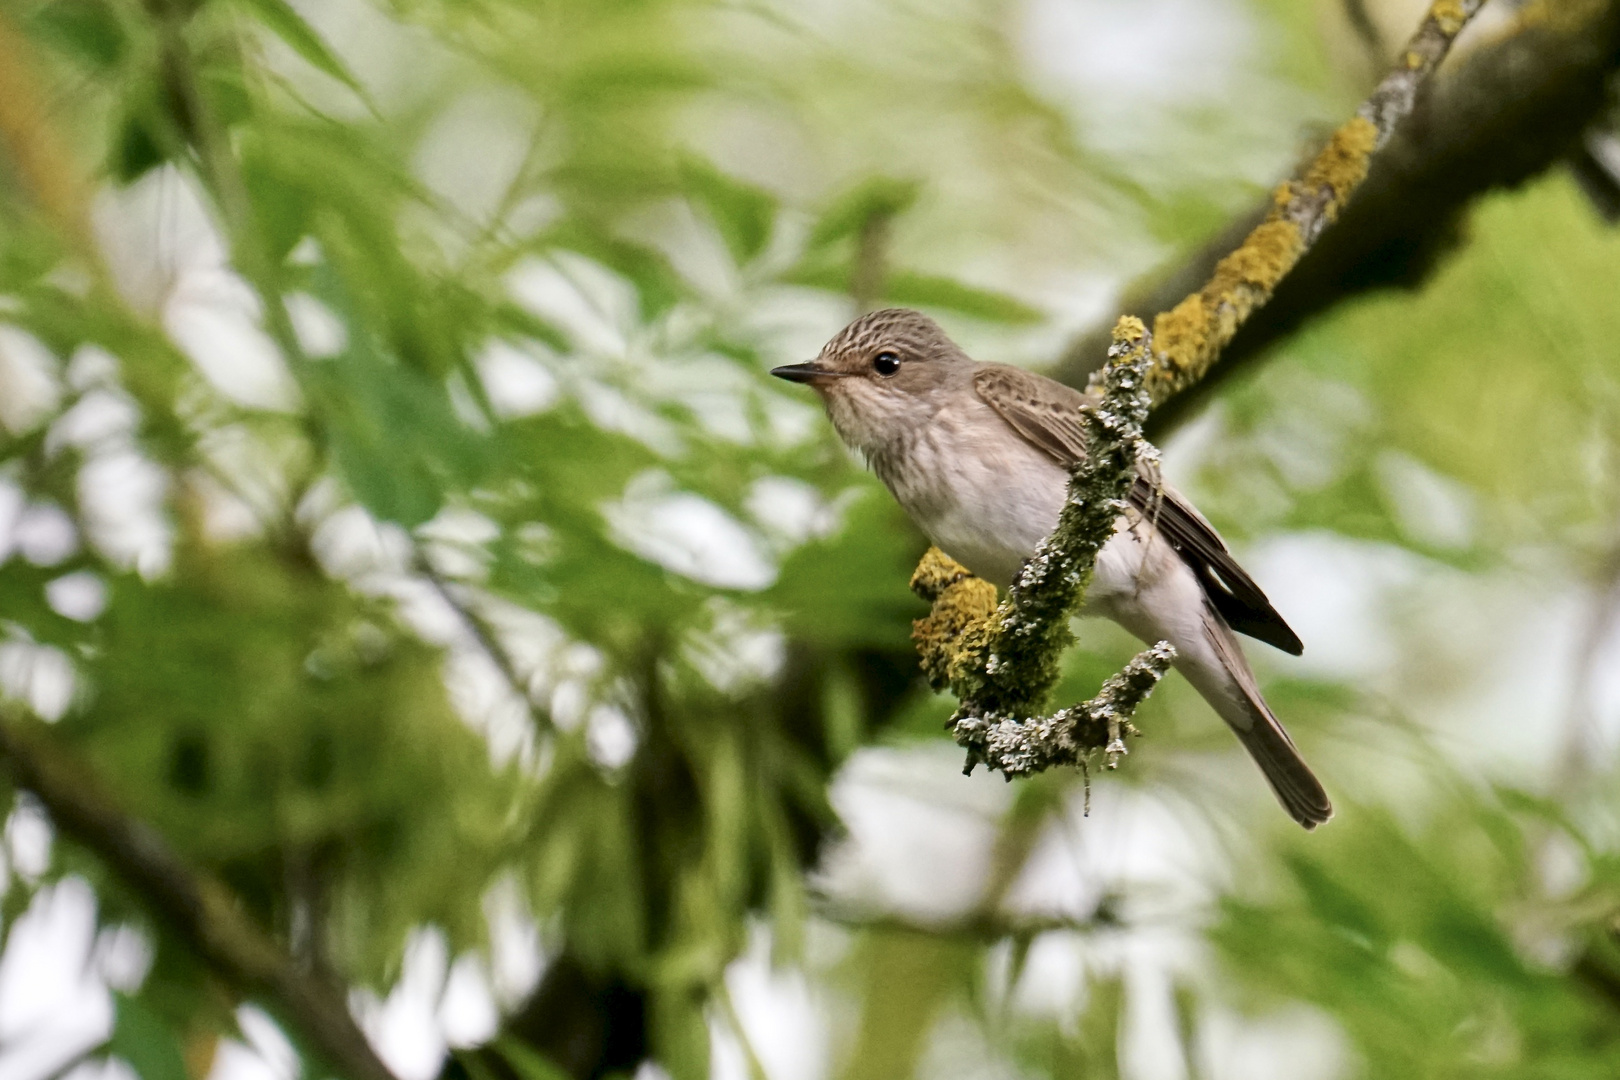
[1230,704,1333,829]
[1192,602,1332,829]
[1104,535,1332,828]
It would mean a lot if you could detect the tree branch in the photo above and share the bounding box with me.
[1138,0,1485,408]
[952,643,1176,777]
[0,713,399,1080]
[419,560,558,738]
[811,897,1125,943]
[1052,0,1620,433]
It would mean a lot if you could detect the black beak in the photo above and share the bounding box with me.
[770,363,849,384]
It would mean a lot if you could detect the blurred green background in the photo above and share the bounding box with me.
[2,1,1620,1079]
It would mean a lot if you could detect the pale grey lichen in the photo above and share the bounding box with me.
[953,642,1177,779]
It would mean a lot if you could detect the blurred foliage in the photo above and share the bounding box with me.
[1,1,1620,1080]
[1214,792,1620,1078]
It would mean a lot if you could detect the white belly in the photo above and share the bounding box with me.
[913,446,1066,586]
[879,408,1151,618]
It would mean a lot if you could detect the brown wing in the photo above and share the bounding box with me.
[1135,474,1303,655]
[971,364,1092,461]
[972,364,1303,656]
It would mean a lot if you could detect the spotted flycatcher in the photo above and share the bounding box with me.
[773,308,1331,828]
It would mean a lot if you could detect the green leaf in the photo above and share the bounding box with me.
[807,177,921,251]
[294,261,489,526]
[300,343,487,527]
[29,0,128,70]
[540,220,685,316]
[110,78,175,184]
[840,934,976,1080]
[234,0,365,93]
[650,985,710,1080]
[491,1037,573,1080]
[109,993,189,1080]
[679,158,777,266]
[1283,852,1387,949]
[883,271,1043,324]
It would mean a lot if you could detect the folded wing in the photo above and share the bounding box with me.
[971,363,1303,655]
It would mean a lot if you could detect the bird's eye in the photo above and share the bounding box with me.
[873,351,901,377]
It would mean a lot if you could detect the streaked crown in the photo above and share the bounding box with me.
[818,308,965,367]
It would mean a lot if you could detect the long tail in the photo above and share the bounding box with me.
[1190,605,1333,829]
[1229,698,1333,829]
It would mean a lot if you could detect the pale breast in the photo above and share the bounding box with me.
[873,401,1069,586]
[871,398,1162,616]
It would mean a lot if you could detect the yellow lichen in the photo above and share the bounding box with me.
[1145,216,1302,401]
[1431,0,1468,34]
[1141,111,1366,404]
[909,546,975,602]
[1111,314,1148,348]
[909,548,999,691]
[1148,295,1203,386]
[1301,117,1377,207]
[1210,219,1302,294]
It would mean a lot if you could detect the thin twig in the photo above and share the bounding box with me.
[418,559,556,737]
[714,976,769,1080]
[811,895,1132,942]
[149,0,307,372]
[850,207,893,316]
[952,644,1175,779]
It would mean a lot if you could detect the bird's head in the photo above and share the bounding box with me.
[771,308,972,457]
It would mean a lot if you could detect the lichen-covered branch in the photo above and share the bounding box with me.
[976,319,1157,716]
[912,320,1177,775]
[0,714,399,1080]
[1055,0,1620,429]
[910,0,1488,781]
[952,643,1176,778]
[1144,0,1485,405]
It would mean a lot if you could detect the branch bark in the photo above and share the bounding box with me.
[1051,0,1620,434]
[0,714,399,1080]
[1137,0,1486,407]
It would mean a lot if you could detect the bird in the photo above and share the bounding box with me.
[771,308,1331,828]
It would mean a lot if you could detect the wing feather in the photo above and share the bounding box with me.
[972,364,1303,655]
